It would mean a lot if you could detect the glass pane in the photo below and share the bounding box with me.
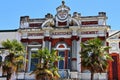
[30,58,38,71]
[30,50,38,71]
[59,60,64,69]
[68,58,71,69]
[68,51,71,57]
[59,51,65,57]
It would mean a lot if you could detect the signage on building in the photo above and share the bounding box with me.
[52,32,72,35]
[81,31,98,34]
[28,33,44,37]
[81,21,98,25]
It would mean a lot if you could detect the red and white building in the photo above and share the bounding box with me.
[107,31,120,80]
[0,1,120,80]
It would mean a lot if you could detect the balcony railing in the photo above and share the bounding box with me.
[58,69,71,79]
[2,71,107,80]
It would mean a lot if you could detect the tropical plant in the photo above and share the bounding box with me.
[80,38,113,80]
[30,48,62,80]
[1,39,25,80]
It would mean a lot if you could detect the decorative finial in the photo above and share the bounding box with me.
[62,0,65,5]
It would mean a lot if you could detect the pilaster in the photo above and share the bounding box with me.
[44,36,52,50]
[43,27,53,50]
[71,36,79,71]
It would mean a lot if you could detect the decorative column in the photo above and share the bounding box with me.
[21,39,29,72]
[21,43,28,72]
[44,36,52,50]
[69,26,80,71]
[71,36,79,71]
[43,27,53,50]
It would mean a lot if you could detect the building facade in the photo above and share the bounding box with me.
[0,1,120,80]
[19,1,108,73]
[107,31,120,80]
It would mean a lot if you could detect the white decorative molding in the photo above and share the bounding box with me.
[41,19,54,28]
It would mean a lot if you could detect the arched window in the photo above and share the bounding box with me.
[56,43,71,69]
[27,42,42,71]
[30,48,39,71]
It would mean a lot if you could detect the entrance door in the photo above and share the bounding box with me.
[112,56,118,80]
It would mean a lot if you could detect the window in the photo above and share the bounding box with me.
[30,50,38,71]
[58,50,71,69]
[67,51,71,69]
[59,51,65,69]
[59,60,64,69]
[59,51,65,57]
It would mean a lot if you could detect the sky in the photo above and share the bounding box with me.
[0,0,120,30]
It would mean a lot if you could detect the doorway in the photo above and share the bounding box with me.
[112,56,118,80]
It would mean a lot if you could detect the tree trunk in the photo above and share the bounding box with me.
[91,72,94,80]
[7,72,12,80]
[7,67,12,80]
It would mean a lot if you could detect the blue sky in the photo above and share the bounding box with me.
[0,0,119,30]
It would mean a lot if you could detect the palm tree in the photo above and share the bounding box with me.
[80,38,113,80]
[1,39,25,80]
[30,48,62,80]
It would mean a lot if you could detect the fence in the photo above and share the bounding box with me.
[0,77,6,80]
[77,73,108,80]
[58,70,108,80]
[0,71,107,80]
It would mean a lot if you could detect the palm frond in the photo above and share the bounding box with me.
[80,38,113,73]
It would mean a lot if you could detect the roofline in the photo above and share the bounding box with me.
[108,31,120,38]
[0,29,18,32]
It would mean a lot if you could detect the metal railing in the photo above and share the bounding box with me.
[2,71,107,80]
[58,69,71,79]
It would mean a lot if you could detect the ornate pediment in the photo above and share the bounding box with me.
[56,1,70,21]
[56,1,70,13]
[20,1,108,30]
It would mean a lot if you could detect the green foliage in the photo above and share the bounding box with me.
[1,39,26,79]
[2,39,25,54]
[31,48,62,80]
[80,38,113,80]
